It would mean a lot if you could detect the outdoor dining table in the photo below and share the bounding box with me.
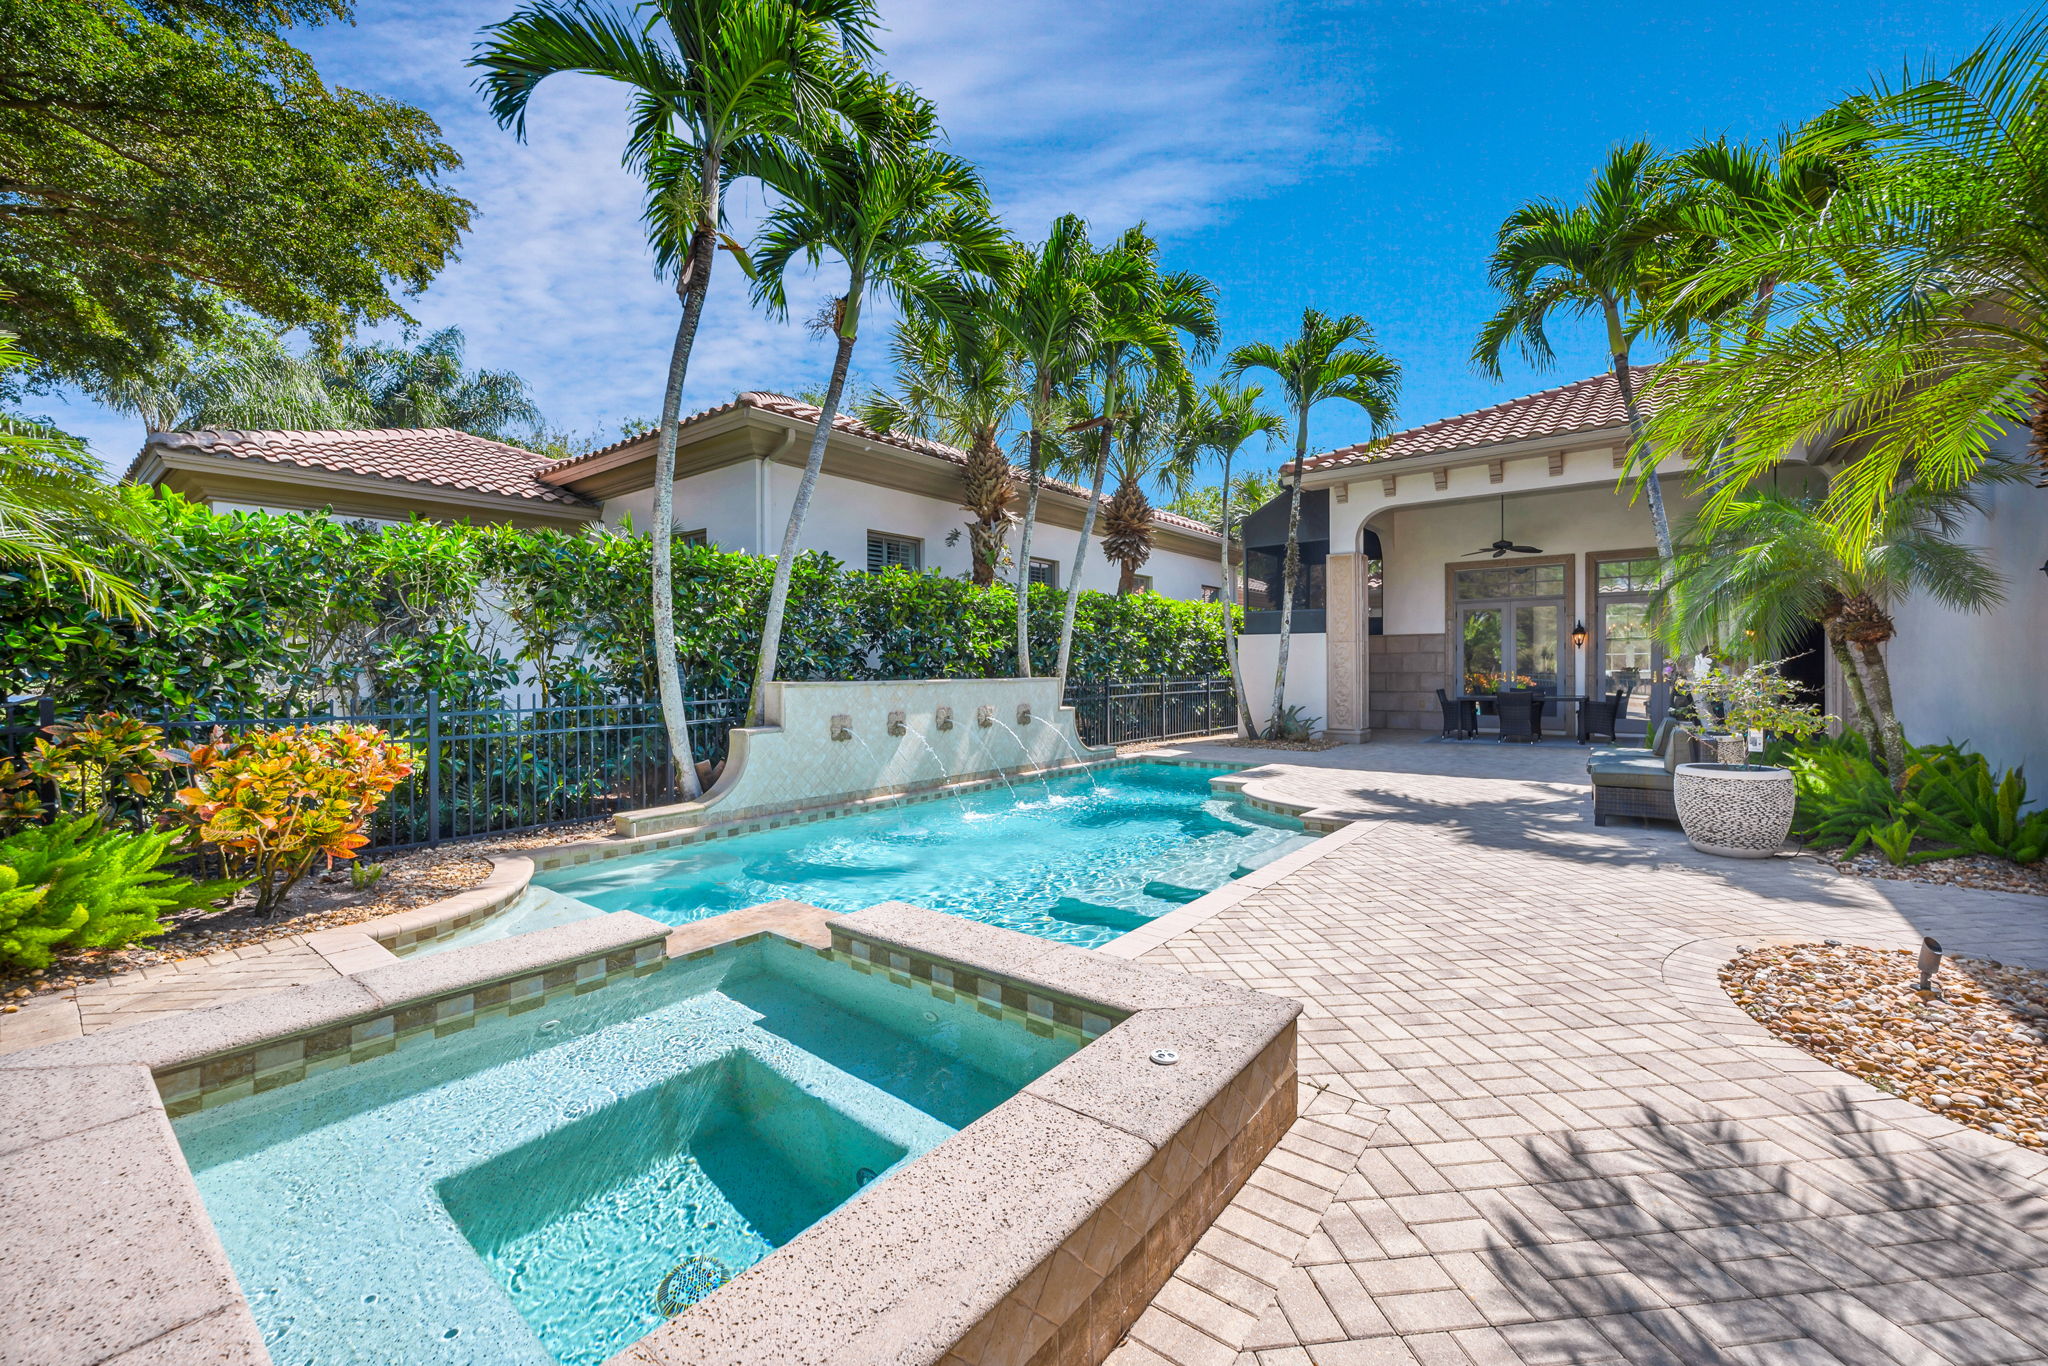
[1453,694,1593,742]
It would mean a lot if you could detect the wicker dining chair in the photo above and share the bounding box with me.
[1494,691,1543,743]
[1436,688,1478,740]
[1578,692,1623,743]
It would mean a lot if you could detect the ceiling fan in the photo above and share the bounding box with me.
[1465,497,1542,558]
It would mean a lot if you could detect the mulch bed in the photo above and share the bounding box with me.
[1209,736,1345,753]
[1722,941,2048,1150]
[0,819,613,1009]
[1817,849,2048,899]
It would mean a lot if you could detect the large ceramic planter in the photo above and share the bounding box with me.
[1673,762,1796,858]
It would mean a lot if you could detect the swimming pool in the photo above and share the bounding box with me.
[441,761,1313,953]
[175,935,1081,1366]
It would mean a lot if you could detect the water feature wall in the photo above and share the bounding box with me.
[617,678,1111,838]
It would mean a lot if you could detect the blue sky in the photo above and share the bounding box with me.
[49,0,2023,474]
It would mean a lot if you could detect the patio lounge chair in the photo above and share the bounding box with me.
[1436,688,1478,740]
[1588,720,1701,825]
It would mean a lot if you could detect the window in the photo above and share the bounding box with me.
[1242,546,1327,611]
[679,529,710,548]
[1028,557,1058,588]
[1453,563,1565,601]
[1596,557,1660,595]
[866,532,921,573]
[1200,584,1221,603]
[1133,574,1154,593]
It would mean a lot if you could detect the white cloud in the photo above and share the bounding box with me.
[49,0,1366,468]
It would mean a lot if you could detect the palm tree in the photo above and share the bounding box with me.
[1175,382,1284,735]
[1050,226,1217,680]
[1645,17,2048,538]
[473,0,877,799]
[324,327,542,439]
[739,88,1006,724]
[1098,378,1192,594]
[1225,309,1399,734]
[985,216,1107,676]
[1472,142,1691,564]
[857,298,1022,585]
[88,324,357,435]
[3,335,151,617]
[1652,465,2023,783]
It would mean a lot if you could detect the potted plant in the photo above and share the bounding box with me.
[1671,664,1831,858]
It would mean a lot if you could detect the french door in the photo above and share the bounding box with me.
[1457,603,1562,695]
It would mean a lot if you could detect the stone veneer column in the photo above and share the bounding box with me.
[1324,551,1370,744]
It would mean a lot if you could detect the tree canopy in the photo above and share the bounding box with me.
[0,0,472,389]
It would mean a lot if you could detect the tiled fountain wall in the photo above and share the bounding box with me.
[619,677,1110,837]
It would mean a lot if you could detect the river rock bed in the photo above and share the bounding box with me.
[1722,941,2048,1150]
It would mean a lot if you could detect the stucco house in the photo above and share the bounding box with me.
[128,391,1228,600]
[1239,369,2046,778]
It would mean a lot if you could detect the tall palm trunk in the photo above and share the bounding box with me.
[1825,629,1876,744]
[1054,433,1109,679]
[1217,452,1250,737]
[650,155,721,801]
[1269,412,1308,734]
[1606,304,1674,565]
[748,290,861,726]
[1012,398,1047,677]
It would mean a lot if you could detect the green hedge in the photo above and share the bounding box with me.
[0,493,1231,715]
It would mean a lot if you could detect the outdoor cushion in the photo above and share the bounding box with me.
[1650,716,1678,756]
[1589,744,1654,763]
[1588,756,1675,790]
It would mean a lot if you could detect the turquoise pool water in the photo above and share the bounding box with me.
[175,937,1078,1366]
[444,761,1312,954]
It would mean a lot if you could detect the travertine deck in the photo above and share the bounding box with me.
[1109,733,2048,1366]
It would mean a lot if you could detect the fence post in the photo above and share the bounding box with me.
[425,689,441,848]
[1157,677,1166,741]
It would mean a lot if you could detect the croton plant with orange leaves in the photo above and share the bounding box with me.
[175,725,416,916]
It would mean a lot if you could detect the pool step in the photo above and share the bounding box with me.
[1140,880,1208,905]
[1047,897,1155,932]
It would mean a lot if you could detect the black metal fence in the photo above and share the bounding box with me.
[1063,677,1238,747]
[6,676,1236,850]
[4,691,745,854]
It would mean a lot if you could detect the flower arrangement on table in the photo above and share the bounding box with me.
[1463,670,1537,694]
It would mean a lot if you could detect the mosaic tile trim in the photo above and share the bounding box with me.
[375,895,524,953]
[827,929,1126,1047]
[155,940,668,1118]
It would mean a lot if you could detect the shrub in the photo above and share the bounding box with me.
[175,725,416,915]
[1781,732,2045,866]
[0,817,241,972]
[18,713,173,829]
[0,493,1232,717]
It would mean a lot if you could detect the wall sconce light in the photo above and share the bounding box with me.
[1569,619,1588,649]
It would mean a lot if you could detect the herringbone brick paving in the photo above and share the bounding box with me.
[1114,734,2048,1366]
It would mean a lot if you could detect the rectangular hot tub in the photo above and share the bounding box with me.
[173,934,1081,1366]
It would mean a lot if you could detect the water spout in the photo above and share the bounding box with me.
[1016,703,1033,728]
[990,717,1053,800]
[904,720,951,782]
[1030,715,1100,793]
[830,714,853,742]
[887,709,907,737]
[934,706,954,732]
[975,705,994,729]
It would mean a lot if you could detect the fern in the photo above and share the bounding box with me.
[0,817,243,972]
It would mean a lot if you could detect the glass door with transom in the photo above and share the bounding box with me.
[1591,555,1664,736]
[1453,563,1566,721]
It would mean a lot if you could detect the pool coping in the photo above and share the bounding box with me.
[0,896,1302,1366]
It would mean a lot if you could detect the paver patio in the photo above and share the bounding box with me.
[1109,733,2048,1366]
[9,733,2046,1366]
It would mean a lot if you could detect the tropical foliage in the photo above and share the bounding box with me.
[0,817,241,972]
[1646,17,2048,536]
[174,724,416,914]
[1779,733,2047,867]
[0,0,469,390]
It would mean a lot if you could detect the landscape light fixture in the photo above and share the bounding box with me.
[1916,936,1945,993]
[1570,620,1588,649]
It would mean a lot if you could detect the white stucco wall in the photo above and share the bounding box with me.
[603,464,1222,600]
[1237,631,1327,737]
[1887,441,2048,780]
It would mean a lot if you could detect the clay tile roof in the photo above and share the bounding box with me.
[1299,368,1651,474]
[132,427,592,506]
[539,392,1221,538]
